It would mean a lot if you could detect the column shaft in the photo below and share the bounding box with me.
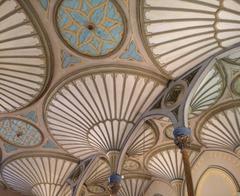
[181,148,194,196]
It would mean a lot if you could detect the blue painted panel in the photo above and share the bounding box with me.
[120,41,143,62]
[4,143,17,153]
[0,118,42,147]
[62,50,82,68]
[23,111,37,123]
[40,0,48,10]
[43,139,58,149]
[57,0,125,57]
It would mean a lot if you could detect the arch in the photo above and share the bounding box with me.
[183,43,240,127]
[195,166,239,196]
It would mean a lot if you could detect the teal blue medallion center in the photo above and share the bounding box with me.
[0,118,42,147]
[57,0,125,57]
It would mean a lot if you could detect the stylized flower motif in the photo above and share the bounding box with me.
[57,0,125,57]
[0,119,42,147]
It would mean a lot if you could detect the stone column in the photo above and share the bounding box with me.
[107,151,122,195]
[174,127,194,196]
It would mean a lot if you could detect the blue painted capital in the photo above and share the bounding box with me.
[108,173,122,184]
[173,127,191,138]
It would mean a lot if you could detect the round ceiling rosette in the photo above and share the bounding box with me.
[139,0,240,77]
[0,0,52,113]
[45,66,164,159]
[55,0,126,57]
[0,118,43,147]
[1,152,77,196]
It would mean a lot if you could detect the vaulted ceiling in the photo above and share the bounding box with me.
[0,0,240,196]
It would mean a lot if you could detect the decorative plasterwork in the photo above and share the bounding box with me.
[189,65,225,118]
[196,167,238,196]
[3,143,18,153]
[127,121,159,156]
[231,74,240,96]
[145,180,176,196]
[164,125,174,140]
[123,159,140,171]
[22,111,38,123]
[120,40,144,62]
[84,158,111,195]
[146,145,199,181]
[61,50,82,69]
[196,103,240,152]
[190,150,240,195]
[139,0,240,78]
[0,0,52,113]
[0,118,43,147]
[45,66,164,159]
[85,158,111,185]
[118,174,151,196]
[40,0,49,11]
[42,139,59,149]
[1,152,77,196]
[55,0,127,57]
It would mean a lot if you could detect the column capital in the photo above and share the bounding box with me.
[173,127,191,150]
[173,127,191,137]
[108,173,122,195]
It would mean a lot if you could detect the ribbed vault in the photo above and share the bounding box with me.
[139,0,240,77]
[189,64,225,118]
[118,174,151,196]
[145,144,200,195]
[127,121,159,156]
[1,0,240,196]
[197,103,240,154]
[1,152,77,196]
[85,158,111,195]
[45,66,164,159]
[0,0,52,113]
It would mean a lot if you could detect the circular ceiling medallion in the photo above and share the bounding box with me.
[0,0,52,113]
[0,118,43,147]
[56,0,126,57]
[231,74,240,96]
[123,159,140,171]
